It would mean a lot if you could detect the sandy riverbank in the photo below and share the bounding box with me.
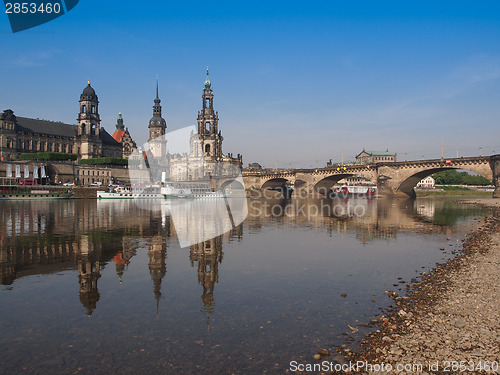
[343,199,500,374]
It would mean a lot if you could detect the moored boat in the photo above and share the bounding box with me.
[0,185,73,199]
[332,185,377,197]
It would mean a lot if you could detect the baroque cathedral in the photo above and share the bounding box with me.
[0,81,135,161]
[144,68,242,182]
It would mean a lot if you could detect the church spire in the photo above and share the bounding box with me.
[153,76,162,116]
[204,67,211,89]
[156,74,159,100]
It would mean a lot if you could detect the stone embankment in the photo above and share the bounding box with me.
[342,199,500,374]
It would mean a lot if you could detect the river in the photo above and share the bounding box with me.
[0,197,489,374]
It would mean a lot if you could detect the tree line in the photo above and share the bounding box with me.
[432,170,492,185]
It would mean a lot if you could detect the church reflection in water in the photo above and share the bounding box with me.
[0,199,244,319]
[0,197,482,319]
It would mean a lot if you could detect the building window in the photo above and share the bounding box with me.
[205,144,211,154]
[205,122,210,133]
[17,139,21,150]
[82,105,86,113]
[47,143,52,152]
[68,145,73,153]
[54,144,59,152]
[40,142,45,151]
[205,98,210,108]
[91,105,95,114]
[61,144,66,153]
[6,139,11,148]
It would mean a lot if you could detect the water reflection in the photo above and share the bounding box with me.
[0,197,489,374]
[1,198,485,314]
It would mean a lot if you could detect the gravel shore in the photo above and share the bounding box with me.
[346,200,500,375]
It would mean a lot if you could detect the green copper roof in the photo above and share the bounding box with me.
[365,151,395,156]
[204,67,211,89]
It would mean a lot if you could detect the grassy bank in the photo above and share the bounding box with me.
[415,186,492,197]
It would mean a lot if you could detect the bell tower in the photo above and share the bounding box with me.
[148,76,167,159]
[78,81,101,159]
[197,68,223,162]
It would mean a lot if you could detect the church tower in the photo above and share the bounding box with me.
[77,81,101,159]
[148,77,167,159]
[197,68,223,162]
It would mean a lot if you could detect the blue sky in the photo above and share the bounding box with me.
[1,1,500,167]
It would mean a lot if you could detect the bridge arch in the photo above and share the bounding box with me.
[396,166,493,197]
[313,174,356,196]
[261,177,294,198]
[220,179,245,191]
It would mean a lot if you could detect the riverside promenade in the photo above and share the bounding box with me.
[345,199,500,375]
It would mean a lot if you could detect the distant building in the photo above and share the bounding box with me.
[112,113,137,158]
[356,149,397,163]
[0,81,133,161]
[416,176,435,189]
[244,163,263,172]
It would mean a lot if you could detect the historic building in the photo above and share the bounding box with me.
[0,81,133,161]
[144,69,242,183]
[112,113,137,158]
[356,149,397,163]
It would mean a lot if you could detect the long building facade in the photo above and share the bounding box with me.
[0,81,127,161]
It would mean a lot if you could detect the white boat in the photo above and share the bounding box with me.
[97,190,163,199]
[160,184,193,199]
[332,185,377,197]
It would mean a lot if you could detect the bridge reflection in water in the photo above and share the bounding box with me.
[0,198,485,312]
[0,198,488,374]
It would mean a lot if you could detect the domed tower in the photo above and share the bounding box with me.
[78,81,102,159]
[148,77,167,159]
[197,68,223,162]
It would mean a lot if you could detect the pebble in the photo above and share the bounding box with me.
[353,206,500,373]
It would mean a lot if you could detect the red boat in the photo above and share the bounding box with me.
[333,185,377,196]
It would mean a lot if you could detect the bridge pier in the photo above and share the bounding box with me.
[491,155,500,198]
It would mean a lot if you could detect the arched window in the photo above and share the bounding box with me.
[205,144,211,154]
[91,105,95,114]
[61,144,66,153]
[24,140,29,150]
[82,105,86,113]
[6,139,11,148]
[205,98,210,108]
[47,143,52,152]
[16,139,21,150]
[205,122,210,133]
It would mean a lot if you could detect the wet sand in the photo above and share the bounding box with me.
[344,199,500,374]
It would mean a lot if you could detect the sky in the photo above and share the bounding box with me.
[1,1,500,168]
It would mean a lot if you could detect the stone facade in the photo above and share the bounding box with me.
[112,113,137,158]
[0,82,131,161]
[144,69,242,184]
[356,150,397,163]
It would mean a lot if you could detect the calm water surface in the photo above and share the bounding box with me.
[0,197,488,374]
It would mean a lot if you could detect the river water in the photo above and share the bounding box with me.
[0,197,489,374]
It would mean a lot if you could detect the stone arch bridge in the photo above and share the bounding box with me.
[242,155,500,198]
